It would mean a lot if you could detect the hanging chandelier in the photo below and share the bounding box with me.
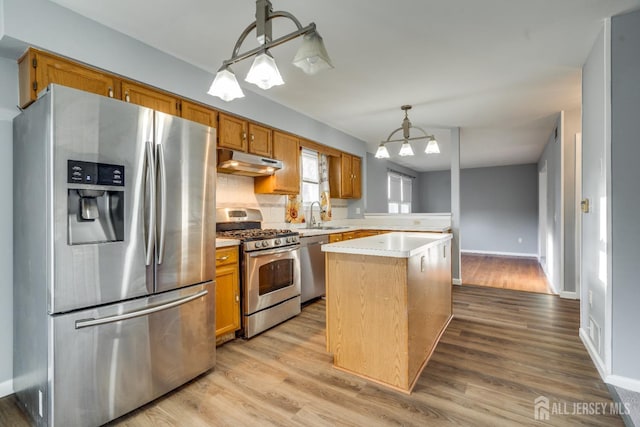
[208,0,333,102]
[375,105,440,159]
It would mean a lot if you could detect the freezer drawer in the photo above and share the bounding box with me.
[49,283,214,427]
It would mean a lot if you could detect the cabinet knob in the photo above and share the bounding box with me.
[235,295,240,302]
[108,87,114,98]
[251,134,255,141]
[242,132,247,140]
[124,92,130,103]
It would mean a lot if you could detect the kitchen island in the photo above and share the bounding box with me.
[322,232,453,393]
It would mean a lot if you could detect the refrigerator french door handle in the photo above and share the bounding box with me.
[74,289,209,329]
[144,141,156,266]
[157,143,167,265]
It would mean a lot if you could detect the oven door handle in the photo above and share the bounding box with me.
[248,246,299,258]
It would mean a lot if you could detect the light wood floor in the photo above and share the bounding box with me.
[0,286,619,426]
[462,253,554,294]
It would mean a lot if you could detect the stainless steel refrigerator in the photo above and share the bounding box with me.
[13,85,216,427]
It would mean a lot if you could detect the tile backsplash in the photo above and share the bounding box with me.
[216,174,348,226]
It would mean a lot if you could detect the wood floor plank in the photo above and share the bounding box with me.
[462,253,554,294]
[0,286,622,426]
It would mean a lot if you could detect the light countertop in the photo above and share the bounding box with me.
[321,232,452,258]
[216,238,240,248]
[297,224,450,237]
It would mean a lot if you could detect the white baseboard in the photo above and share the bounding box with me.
[461,249,538,258]
[579,327,608,381]
[607,374,640,394]
[452,278,461,286]
[0,378,13,398]
[560,291,579,300]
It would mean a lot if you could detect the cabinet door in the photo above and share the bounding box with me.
[215,264,240,337]
[340,153,353,197]
[181,100,218,128]
[21,49,119,107]
[121,81,180,116]
[254,131,300,194]
[218,113,248,151]
[351,155,362,199]
[248,123,272,157]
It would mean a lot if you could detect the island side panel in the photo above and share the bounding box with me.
[326,252,410,390]
[406,241,453,385]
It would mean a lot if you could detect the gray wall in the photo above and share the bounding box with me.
[365,152,420,213]
[418,170,451,213]
[562,108,581,294]
[0,57,17,396]
[460,164,539,255]
[611,8,640,381]
[0,0,371,395]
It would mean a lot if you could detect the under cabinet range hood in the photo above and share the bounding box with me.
[217,149,282,176]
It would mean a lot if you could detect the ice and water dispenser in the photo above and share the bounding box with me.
[67,160,125,245]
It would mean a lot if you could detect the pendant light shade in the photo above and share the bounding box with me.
[292,30,334,75]
[207,66,245,102]
[425,137,440,154]
[398,141,414,157]
[245,50,284,90]
[377,105,439,159]
[208,0,331,101]
[375,143,390,159]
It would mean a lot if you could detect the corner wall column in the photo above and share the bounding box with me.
[451,127,461,284]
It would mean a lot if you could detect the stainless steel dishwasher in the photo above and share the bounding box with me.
[300,234,329,304]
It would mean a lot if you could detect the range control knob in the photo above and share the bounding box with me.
[286,237,292,243]
[262,241,269,248]
[275,239,281,245]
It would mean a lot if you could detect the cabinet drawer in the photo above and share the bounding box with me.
[215,246,238,267]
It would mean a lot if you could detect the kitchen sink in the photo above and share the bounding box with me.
[307,225,349,230]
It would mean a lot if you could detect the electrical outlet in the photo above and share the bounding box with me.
[589,290,593,307]
[355,207,361,214]
[517,237,523,244]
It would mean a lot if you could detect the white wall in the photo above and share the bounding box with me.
[538,115,562,293]
[0,56,16,397]
[562,108,581,294]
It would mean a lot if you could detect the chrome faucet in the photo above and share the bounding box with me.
[307,201,322,228]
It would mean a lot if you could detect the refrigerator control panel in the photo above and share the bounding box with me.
[68,160,125,186]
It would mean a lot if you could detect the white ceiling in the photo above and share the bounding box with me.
[52,0,639,171]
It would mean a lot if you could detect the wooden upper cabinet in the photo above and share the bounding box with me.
[181,100,218,128]
[121,81,179,116]
[248,123,272,157]
[255,131,300,194]
[218,113,248,151]
[351,155,362,199]
[329,153,362,199]
[18,48,119,108]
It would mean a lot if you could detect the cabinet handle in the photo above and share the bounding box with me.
[216,255,229,262]
[421,255,426,272]
[443,245,447,258]
[125,92,130,103]
[108,87,114,98]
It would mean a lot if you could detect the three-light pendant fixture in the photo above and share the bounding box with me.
[208,0,333,101]
[375,105,440,159]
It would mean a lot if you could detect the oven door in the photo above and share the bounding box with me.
[244,245,301,315]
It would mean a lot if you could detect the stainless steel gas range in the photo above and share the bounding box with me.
[217,208,301,338]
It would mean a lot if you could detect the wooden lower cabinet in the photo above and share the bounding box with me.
[215,246,240,342]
